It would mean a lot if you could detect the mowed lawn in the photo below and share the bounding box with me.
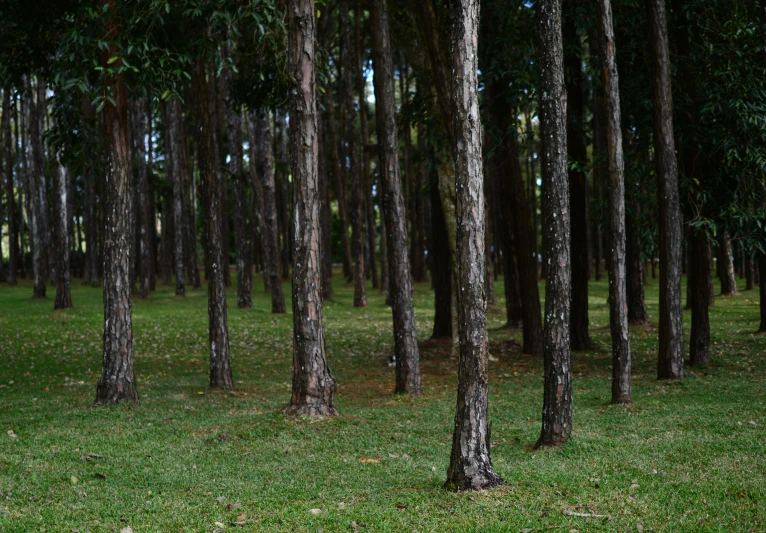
[0,271,764,532]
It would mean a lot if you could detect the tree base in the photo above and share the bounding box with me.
[610,396,632,405]
[445,468,504,492]
[94,386,139,405]
[285,403,338,417]
[534,435,568,449]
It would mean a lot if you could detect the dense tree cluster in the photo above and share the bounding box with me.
[0,0,764,490]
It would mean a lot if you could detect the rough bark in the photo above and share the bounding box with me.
[597,0,631,403]
[192,61,233,389]
[536,0,572,447]
[163,99,186,296]
[25,77,48,298]
[648,0,684,380]
[446,0,503,491]
[689,231,711,366]
[3,90,17,284]
[371,0,422,395]
[53,161,72,310]
[286,0,337,416]
[253,111,286,313]
[718,231,737,295]
[95,7,138,403]
[431,168,453,339]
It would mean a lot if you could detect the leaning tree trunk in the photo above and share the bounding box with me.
[689,231,711,366]
[25,77,48,298]
[95,7,138,403]
[371,0,422,395]
[53,161,72,310]
[3,90,17,285]
[192,61,233,389]
[253,111,286,314]
[648,0,684,380]
[598,0,631,403]
[718,231,737,295]
[286,0,337,416]
[536,0,572,448]
[445,0,503,491]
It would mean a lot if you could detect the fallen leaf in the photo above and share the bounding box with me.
[70,476,78,485]
[309,508,322,515]
[359,458,380,464]
[7,430,17,439]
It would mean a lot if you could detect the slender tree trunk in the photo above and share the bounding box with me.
[413,125,428,283]
[689,231,711,366]
[431,167,453,339]
[759,255,766,332]
[130,98,152,299]
[3,91,17,284]
[163,99,186,296]
[286,0,337,416]
[446,0,503,491]
[275,113,292,281]
[53,160,73,309]
[648,0,684,380]
[718,231,737,295]
[592,95,605,282]
[180,117,200,290]
[484,202,496,306]
[746,255,755,290]
[26,78,48,298]
[598,0,631,403]
[95,6,138,403]
[626,205,649,324]
[317,112,334,298]
[564,9,592,351]
[379,183,389,295]
[160,191,173,285]
[536,0,572,447]
[253,112,286,313]
[192,61,233,389]
[371,0,422,395]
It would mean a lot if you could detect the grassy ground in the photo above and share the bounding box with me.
[0,271,764,532]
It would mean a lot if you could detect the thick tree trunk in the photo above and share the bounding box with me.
[446,0,503,491]
[598,0,631,403]
[371,0,422,395]
[431,168,453,339]
[26,78,49,298]
[564,9,592,351]
[648,0,684,380]
[3,90,17,284]
[53,161,72,310]
[536,0,572,447]
[689,232,711,366]
[253,112,286,314]
[95,10,138,403]
[192,61,233,389]
[718,231,737,295]
[286,0,337,416]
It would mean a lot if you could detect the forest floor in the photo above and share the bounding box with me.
[0,271,764,532]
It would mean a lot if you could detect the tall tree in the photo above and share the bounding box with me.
[131,98,152,299]
[689,232,712,365]
[3,90,18,285]
[163,98,186,296]
[53,160,72,310]
[647,0,684,380]
[597,0,631,403]
[445,0,503,491]
[192,60,233,389]
[95,1,137,404]
[371,0,422,395]
[718,231,737,295]
[536,0,572,447]
[25,78,49,298]
[287,0,337,416]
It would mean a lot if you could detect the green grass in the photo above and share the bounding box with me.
[0,271,764,532]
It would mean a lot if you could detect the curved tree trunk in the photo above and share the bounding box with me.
[192,61,233,389]
[536,0,572,448]
[371,0,422,395]
[598,0,631,403]
[446,0,503,491]
[54,162,72,310]
[648,0,684,380]
[95,6,138,403]
[286,0,337,416]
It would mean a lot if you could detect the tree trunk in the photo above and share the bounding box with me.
[318,114,334,298]
[759,255,766,332]
[598,0,631,403]
[647,0,684,380]
[53,161,72,309]
[286,0,337,416]
[591,94,605,282]
[160,190,173,285]
[3,90,17,284]
[564,8,592,351]
[536,0,572,447]
[163,99,186,296]
[180,115,201,290]
[446,0,503,491]
[192,61,233,389]
[95,7,138,403]
[371,0,422,395]
[412,125,428,283]
[626,204,649,324]
[746,255,755,291]
[130,98,152,299]
[430,167,453,339]
[689,231,711,366]
[718,231,737,295]
[253,111,286,314]
[25,77,49,298]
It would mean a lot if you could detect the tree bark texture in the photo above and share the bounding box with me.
[446,0,503,491]
[163,98,186,296]
[130,98,152,299]
[431,167,453,339]
[647,0,684,380]
[192,61,233,389]
[597,0,631,403]
[718,231,737,295]
[3,90,17,284]
[287,0,337,416]
[254,112,286,313]
[564,12,592,351]
[371,0,422,395]
[26,78,49,298]
[53,161,72,310]
[689,231,711,366]
[95,10,138,403]
[536,0,572,447]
